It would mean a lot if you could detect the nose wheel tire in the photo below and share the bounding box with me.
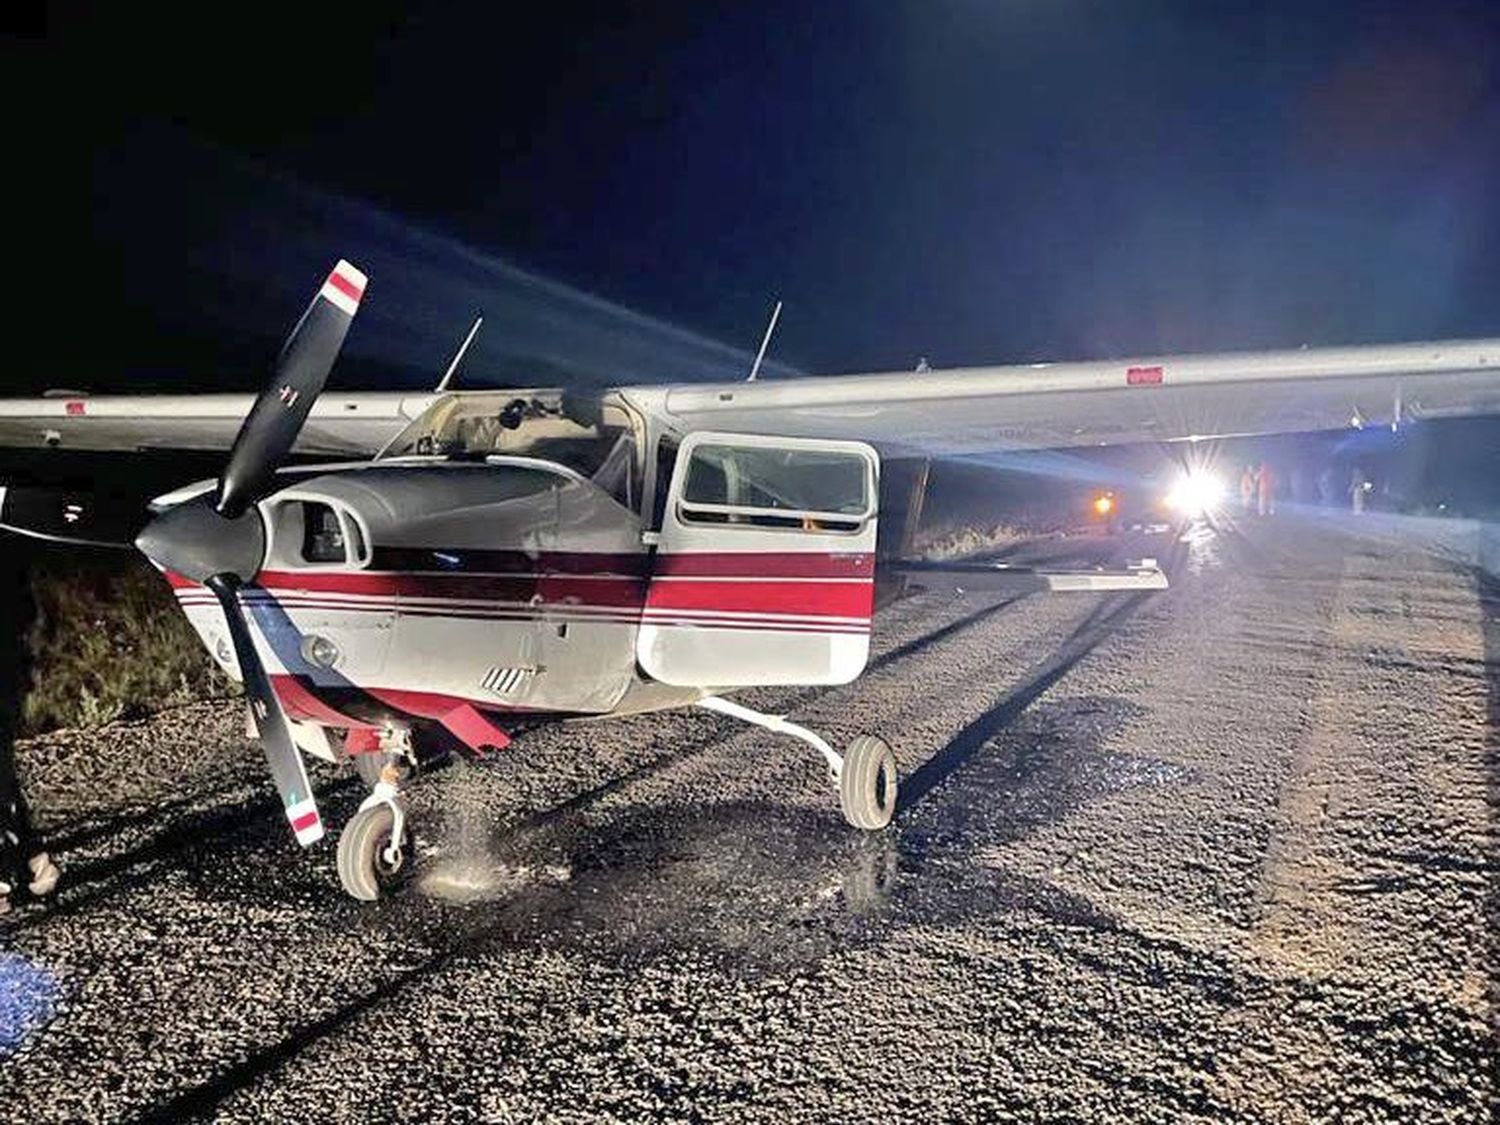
[337,803,410,901]
[839,735,898,830]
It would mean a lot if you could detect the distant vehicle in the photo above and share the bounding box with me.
[1,260,1496,899]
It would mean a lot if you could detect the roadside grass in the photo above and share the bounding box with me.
[23,555,234,735]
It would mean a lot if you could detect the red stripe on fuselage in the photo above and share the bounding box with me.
[169,550,873,626]
[367,548,648,576]
[654,552,874,579]
[645,578,872,619]
[255,570,648,608]
[641,616,869,635]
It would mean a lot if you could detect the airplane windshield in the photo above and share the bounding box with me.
[379,392,639,505]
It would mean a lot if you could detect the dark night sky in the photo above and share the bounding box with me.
[9,1,1500,393]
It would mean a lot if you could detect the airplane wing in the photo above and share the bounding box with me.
[3,338,1495,461]
[620,338,1500,455]
[0,391,436,456]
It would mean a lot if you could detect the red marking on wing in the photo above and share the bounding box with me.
[1126,365,1164,386]
[65,400,86,416]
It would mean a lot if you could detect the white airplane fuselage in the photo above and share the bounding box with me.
[167,452,879,758]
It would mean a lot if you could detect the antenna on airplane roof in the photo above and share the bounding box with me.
[745,299,782,382]
[435,313,484,392]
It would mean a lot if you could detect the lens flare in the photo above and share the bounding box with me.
[1165,470,1225,517]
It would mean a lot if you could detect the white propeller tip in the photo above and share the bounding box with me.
[320,260,367,316]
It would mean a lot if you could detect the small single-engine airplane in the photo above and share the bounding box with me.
[1,260,1497,899]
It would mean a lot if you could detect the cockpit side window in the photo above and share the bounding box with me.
[301,502,347,563]
[591,431,638,510]
[264,499,365,570]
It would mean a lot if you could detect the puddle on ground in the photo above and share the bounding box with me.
[420,859,571,904]
[393,695,1181,973]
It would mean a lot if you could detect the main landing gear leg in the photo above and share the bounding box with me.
[695,696,898,830]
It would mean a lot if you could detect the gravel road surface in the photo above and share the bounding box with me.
[2,515,1496,1123]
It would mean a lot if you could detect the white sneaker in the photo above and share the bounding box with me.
[26,853,60,897]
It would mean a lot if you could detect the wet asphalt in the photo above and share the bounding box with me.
[1,515,1496,1123]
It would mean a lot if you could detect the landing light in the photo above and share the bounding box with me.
[1165,470,1225,518]
[1092,493,1115,516]
[301,634,342,670]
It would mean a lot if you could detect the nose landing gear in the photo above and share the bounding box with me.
[337,762,411,901]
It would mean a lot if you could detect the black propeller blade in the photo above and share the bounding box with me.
[0,483,149,548]
[129,258,368,848]
[207,575,324,845]
[217,260,366,518]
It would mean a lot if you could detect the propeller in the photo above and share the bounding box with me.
[0,483,149,548]
[216,263,366,518]
[131,259,370,847]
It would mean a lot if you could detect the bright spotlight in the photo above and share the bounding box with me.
[1165,470,1225,518]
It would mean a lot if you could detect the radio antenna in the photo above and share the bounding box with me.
[435,313,484,392]
[745,299,782,382]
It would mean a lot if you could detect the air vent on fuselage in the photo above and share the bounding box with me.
[481,666,537,695]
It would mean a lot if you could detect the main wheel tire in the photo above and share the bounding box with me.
[839,735,898,830]
[337,803,410,901]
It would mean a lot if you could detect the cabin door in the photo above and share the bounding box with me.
[637,432,880,687]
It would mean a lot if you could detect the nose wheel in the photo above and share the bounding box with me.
[337,763,412,901]
[337,802,411,901]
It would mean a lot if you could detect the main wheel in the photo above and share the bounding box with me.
[337,803,410,901]
[839,735,898,830]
